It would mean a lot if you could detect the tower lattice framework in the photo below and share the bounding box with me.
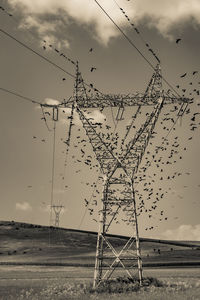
[70,63,190,288]
[43,62,191,288]
[51,205,64,227]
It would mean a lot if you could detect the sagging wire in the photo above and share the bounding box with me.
[0,5,76,66]
[0,87,41,105]
[49,121,56,246]
[93,0,184,99]
[112,0,160,63]
[58,102,75,206]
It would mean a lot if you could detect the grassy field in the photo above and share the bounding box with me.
[0,220,200,299]
[0,220,200,267]
[0,266,199,299]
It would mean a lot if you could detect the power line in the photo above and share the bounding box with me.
[0,28,103,95]
[50,121,57,217]
[112,0,160,63]
[0,87,41,105]
[94,0,155,70]
[0,28,76,80]
[93,0,183,99]
[0,5,77,67]
[49,121,56,245]
[1,4,187,100]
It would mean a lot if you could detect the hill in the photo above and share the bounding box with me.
[0,220,200,267]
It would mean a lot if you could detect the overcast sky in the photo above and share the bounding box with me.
[0,0,200,240]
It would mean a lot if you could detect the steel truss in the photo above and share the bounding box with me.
[71,63,191,288]
[42,63,191,288]
[51,205,64,227]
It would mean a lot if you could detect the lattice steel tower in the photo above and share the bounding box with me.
[69,63,190,288]
[44,62,190,288]
[51,205,64,227]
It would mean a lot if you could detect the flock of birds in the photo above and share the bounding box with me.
[1,4,199,234]
[34,83,200,232]
[32,41,200,231]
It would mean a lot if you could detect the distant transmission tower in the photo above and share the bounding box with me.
[42,62,191,288]
[51,205,64,227]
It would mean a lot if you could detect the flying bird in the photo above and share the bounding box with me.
[176,38,181,44]
[180,73,187,78]
[89,48,93,52]
[90,67,97,72]
[192,71,198,75]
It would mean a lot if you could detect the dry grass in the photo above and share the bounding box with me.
[2,277,200,300]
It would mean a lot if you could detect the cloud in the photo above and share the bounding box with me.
[85,110,106,123]
[40,204,51,213]
[60,108,106,126]
[133,0,200,40]
[7,0,200,45]
[44,98,61,105]
[16,201,32,211]
[163,224,200,241]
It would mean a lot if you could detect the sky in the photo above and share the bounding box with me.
[0,0,200,241]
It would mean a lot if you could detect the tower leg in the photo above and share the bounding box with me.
[130,180,143,285]
[93,176,108,288]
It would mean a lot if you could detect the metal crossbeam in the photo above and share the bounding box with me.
[64,93,191,108]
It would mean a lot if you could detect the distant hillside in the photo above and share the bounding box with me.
[0,220,200,267]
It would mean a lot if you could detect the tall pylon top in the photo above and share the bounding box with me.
[144,64,162,100]
[74,61,90,107]
[66,62,190,109]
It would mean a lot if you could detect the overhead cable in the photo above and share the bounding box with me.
[93,0,183,98]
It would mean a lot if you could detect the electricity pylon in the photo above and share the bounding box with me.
[72,63,190,288]
[51,205,64,227]
[42,63,191,288]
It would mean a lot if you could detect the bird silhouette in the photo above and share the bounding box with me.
[90,67,97,72]
[180,73,187,78]
[176,38,181,44]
